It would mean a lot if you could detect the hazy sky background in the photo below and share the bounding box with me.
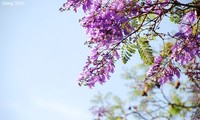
[0,0,190,120]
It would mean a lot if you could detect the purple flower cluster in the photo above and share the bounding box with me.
[179,11,195,36]
[147,11,199,84]
[78,50,116,88]
[63,0,92,12]
[143,0,170,14]
[159,65,180,84]
[171,11,200,65]
[81,1,136,49]
[90,106,108,117]
[147,56,180,84]
[78,0,140,87]
[147,56,163,77]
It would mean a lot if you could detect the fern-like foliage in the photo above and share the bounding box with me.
[121,41,136,64]
[137,38,154,65]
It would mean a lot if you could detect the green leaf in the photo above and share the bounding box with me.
[138,16,143,23]
[115,117,123,120]
[133,89,142,96]
[169,105,181,116]
[148,13,157,19]
[168,95,184,116]
[169,6,185,24]
[173,95,181,104]
[137,38,154,65]
[111,105,121,110]
[161,42,174,57]
[121,41,136,64]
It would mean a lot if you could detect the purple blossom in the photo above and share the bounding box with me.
[63,0,82,12]
[179,24,192,36]
[147,54,181,84]
[158,65,180,84]
[76,0,140,87]
[154,56,162,64]
[63,0,92,12]
[147,65,156,77]
[171,32,200,65]
[169,11,199,69]
[82,0,92,12]
[174,67,180,78]
[143,0,170,13]
[114,50,120,59]
[90,106,108,117]
[182,11,195,24]
[90,48,98,61]
[78,48,117,88]
[147,55,162,77]
[179,11,196,36]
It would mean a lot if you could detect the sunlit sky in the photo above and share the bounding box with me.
[0,0,191,120]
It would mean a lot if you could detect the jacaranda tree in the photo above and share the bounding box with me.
[60,0,200,119]
[89,63,200,119]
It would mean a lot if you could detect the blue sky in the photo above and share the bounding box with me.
[0,0,133,120]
